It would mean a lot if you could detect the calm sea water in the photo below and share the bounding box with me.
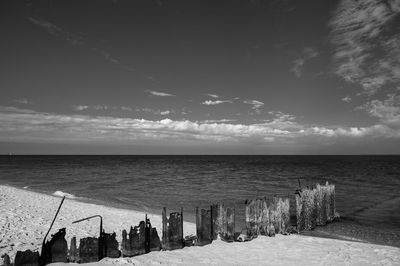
[1,155,399,233]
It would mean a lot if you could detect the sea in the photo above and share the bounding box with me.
[1,155,400,244]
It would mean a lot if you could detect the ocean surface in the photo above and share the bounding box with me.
[1,155,399,237]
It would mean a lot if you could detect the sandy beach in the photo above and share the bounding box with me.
[1,185,400,265]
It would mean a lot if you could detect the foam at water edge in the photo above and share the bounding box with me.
[53,190,76,199]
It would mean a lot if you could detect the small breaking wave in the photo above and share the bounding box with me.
[53,190,76,199]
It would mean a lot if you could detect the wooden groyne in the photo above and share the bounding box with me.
[295,182,335,231]
[2,181,336,265]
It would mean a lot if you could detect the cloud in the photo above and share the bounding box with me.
[73,105,134,112]
[202,100,232,105]
[244,100,264,113]
[141,108,173,116]
[160,110,170,115]
[146,90,175,97]
[26,16,83,46]
[74,105,89,111]
[201,119,237,123]
[329,0,400,95]
[206,94,219,98]
[14,98,32,105]
[1,106,400,147]
[121,106,133,111]
[341,96,352,103]
[291,47,319,77]
[363,93,400,127]
[26,16,137,72]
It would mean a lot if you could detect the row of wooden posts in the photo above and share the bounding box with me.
[2,182,336,266]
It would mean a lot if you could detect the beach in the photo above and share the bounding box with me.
[1,185,400,265]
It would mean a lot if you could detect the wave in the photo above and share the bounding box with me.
[53,190,76,199]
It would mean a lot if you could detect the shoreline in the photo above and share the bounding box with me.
[1,185,400,265]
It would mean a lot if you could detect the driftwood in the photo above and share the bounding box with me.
[14,250,39,266]
[79,237,98,263]
[162,208,184,250]
[196,207,212,246]
[296,182,335,231]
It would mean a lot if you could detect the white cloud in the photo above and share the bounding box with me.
[364,93,400,127]
[26,16,83,46]
[341,96,352,103]
[121,106,133,111]
[244,100,264,113]
[160,110,170,115]
[74,105,89,111]
[14,98,32,105]
[206,94,219,98]
[202,100,232,105]
[146,90,175,97]
[329,0,400,95]
[291,47,319,77]
[1,106,400,146]
[201,119,237,123]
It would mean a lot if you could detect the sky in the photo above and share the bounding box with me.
[0,0,400,154]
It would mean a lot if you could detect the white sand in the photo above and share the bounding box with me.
[1,185,400,266]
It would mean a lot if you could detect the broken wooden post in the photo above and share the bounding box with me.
[196,207,212,246]
[211,203,235,242]
[79,237,99,263]
[245,199,258,239]
[211,203,222,240]
[145,216,161,252]
[295,190,305,231]
[101,232,120,258]
[43,228,68,264]
[69,236,78,262]
[260,198,269,236]
[121,221,146,257]
[14,250,39,266]
[1,254,11,266]
[222,207,235,242]
[162,207,184,250]
[295,182,335,232]
[325,182,335,222]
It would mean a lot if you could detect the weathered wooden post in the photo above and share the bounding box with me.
[326,182,335,222]
[145,216,161,252]
[162,207,184,250]
[245,199,258,239]
[69,236,78,262]
[121,221,146,256]
[101,232,120,258]
[1,254,11,266]
[79,237,99,263]
[14,250,40,266]
[43,228,68,263]
[295,190,304,231]
[223,207,235,242]
[260,198,269,236]
[196,207,212,246]
[211,203,223,240]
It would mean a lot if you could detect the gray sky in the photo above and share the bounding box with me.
[1,0,399,154]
